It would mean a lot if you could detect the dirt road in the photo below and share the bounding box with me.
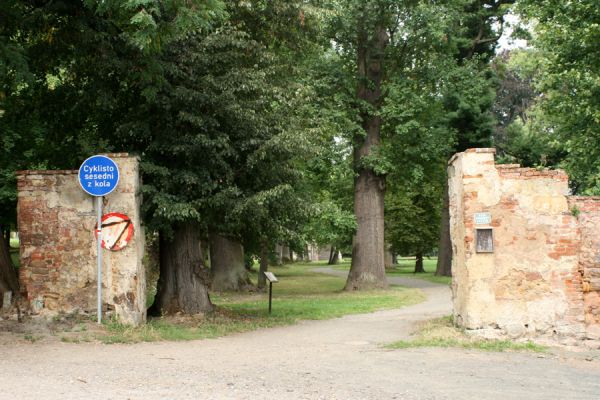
[1,269,599,400]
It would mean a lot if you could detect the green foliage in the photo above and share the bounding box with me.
[306,1,514,267]
[443,0,516,153]
[516,0,600,194]
[444,60,497,151]
[0,0,224,228]
[128,26,289,233]
[304,200,356,250]
[83,0,227,52]
[0,0,528,280]
[492,49,567,169]
[386,189,442,258]
[0,0,327,254]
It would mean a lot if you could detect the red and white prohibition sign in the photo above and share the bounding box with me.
[94,212,134,251]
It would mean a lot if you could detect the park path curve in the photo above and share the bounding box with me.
[0,269,599,399]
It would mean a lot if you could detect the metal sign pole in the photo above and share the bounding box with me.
[264,271,278,314]
[268,282,273,314]
[79,155,119,324]
[96,196,103,324]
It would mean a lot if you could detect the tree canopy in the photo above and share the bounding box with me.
[514,0,600,194]
[1,0,599,308]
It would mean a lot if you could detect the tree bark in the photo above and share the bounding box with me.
[281,245,291,263]
[209,233,252,292]
[274,244,283,266]
[435,178,452,277]
[384,245,394,269]
[257,240,268,290]
[200,239,209,267]
[345,23,389,291]
[151,222,213,315]
[414,252,425,273]
[0,226,19,308]
[328,246,340,265]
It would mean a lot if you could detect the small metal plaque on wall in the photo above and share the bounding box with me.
[474,212,492,225]
[476,229,494,253]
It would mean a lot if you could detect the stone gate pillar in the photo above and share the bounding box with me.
[17,154,146,325]
[448,148,587,342]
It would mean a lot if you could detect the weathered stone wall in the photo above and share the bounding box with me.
[569,196,600,340]
[449,148,600,346]
[17,154,145,325]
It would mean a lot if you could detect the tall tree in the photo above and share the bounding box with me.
[136,25,294,307]
[346,9,389,290]
[138,0,324,296]
[434,0,515,277]
[221,1,332,288]
[330,1,470,288]
[329,1,395,290]
[1,1,225,314]
[384,66,451,274]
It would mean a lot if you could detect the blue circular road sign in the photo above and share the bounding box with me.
[78,155,120,197]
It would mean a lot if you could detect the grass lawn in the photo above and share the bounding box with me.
[333,257,451,285]
[98,262,424,344]
[386,316,547,353]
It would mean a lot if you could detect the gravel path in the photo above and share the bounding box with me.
[1,269,599,400]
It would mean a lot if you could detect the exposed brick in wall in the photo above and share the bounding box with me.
[16,154,146,325]
[450,148,600,346]
[569,197,600,339]
[17,171,95,311]
[496,164,569,181]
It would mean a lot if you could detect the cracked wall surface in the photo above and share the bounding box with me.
[450,148,600,346]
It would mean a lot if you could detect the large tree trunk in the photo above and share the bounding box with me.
[435,178,452,277]
[209,233,252,292]
[151,222,213,315]
[345,23,388,291]
[384,245,394,269]
[414,252,425,273]
[0,227,19,308]
[257,240,268,290]
[274,244,283,266]
[328,246,340,265]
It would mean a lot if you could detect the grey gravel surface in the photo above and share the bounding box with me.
[0,268,599,400]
